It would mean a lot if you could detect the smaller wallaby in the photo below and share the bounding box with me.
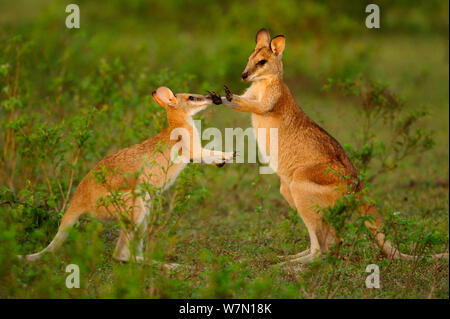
[20,86,235,264]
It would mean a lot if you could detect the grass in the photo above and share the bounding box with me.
[0,0,448,298]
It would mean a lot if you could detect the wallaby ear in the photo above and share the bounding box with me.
[270,35,286,56]
[255,28,271,48]
[152,86,177,107]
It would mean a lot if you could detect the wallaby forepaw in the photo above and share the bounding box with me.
[217,152,235,167]
[223,85,233,102]
[225,151,236,161]
[207,90,222,105]
[216,162,226,168]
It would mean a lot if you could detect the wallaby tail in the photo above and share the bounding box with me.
[363,204,449,261]
[18,202,84,262]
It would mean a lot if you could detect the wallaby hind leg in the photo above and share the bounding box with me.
[277,181,311,260]
[111,196,185,270]
[280,180,295,208]
[277,181,339,266]
[113,197,148,262]
[113,230,132,262]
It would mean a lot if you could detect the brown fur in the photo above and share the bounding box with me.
[20,87,235,263]
[221,29,448,263]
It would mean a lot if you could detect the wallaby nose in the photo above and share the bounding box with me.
[241,72,249,80]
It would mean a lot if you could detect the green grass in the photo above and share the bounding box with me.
[0,0,448,298]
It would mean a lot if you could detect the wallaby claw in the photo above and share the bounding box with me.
[216,162,226,168]
[207,90,222,105]
[223,85,233,102]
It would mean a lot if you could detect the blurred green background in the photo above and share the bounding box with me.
[0,0,448,298]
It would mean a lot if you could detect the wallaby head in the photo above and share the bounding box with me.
[241,28,286,82]
[152,86,213,118]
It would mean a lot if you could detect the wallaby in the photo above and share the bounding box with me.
[211,28,448,264]
[20,86,235,264]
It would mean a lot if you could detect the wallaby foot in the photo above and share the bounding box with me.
[275,251,320,266]
[277,248,310,260]
[138,257,190,271]
[113,254,187,271]
[148,260,186,271]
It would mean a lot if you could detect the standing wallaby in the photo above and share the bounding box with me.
[211,29,448,264]
[20,86,235,263]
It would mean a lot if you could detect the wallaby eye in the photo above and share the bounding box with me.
[257,59,267,66]
[188,96,195,101]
